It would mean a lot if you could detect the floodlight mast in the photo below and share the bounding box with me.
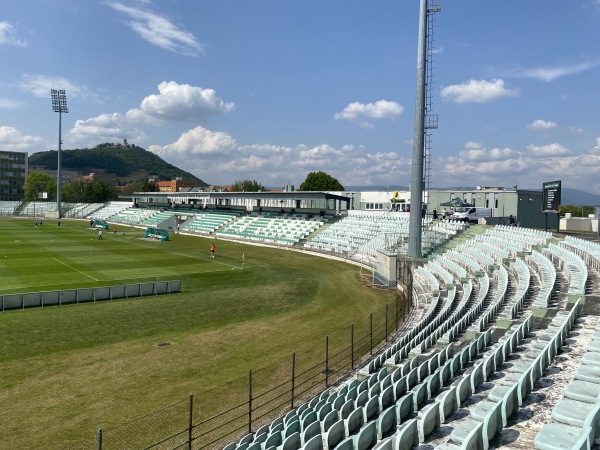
[51,89,68,219]
[407,0,428,258]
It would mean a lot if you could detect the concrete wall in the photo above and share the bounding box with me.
[560,217,599,232]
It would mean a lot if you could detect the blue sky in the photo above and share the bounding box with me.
[1,1,600,193]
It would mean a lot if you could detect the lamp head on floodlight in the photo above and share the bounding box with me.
[51,89,68,113]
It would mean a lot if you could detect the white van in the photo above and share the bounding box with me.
[452,207,492,223]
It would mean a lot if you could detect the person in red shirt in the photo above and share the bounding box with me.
[210,243,216,258]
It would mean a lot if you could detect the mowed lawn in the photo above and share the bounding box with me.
[0,218,397,449]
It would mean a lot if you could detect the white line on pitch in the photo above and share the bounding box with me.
[52,258,99,281]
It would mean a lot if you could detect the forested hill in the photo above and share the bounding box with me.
[28,145,208,186]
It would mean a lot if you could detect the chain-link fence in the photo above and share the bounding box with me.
[96,295,409,450]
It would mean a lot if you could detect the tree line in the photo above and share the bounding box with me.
[22,170,346,204]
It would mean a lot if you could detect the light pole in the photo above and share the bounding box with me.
[51,89,68,219]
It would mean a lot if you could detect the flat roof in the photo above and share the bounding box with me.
[122,191,351,202]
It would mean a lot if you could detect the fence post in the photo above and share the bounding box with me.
[188,392,193,450]
[396,296,399,331]
[248,370,253,434]
[291,352,296,409]
[351,323,354,370]
[370,313,373,355]
[97,426,102,450]
[385,303,389,342]
[325,335,329,387]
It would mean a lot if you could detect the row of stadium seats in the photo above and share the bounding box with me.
[535,313,600,449]
[216,223,596,449]
[217,214,324,245]
[0,201,21,215]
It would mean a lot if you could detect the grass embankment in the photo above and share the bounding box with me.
[0,218,397,448]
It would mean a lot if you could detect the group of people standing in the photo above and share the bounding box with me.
[432,207,454,221]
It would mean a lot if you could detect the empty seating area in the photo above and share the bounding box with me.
[18,201,57,217]
[526,250,557,309]
[141,210,179,227]
[108,207,158,224]
[302,211,464,262]
[215,221,599,450]
[0,201,21,215]
[88,201,133,220]
[535,312,600,449]
[181,210,242,234]
[543,243,588,296]
[217,213,324,245]
[63,202,105,218]
[2,199,599,449]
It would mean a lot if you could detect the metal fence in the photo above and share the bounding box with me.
[94,295,410,450]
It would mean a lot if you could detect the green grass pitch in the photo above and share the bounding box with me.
[0,218,396,448]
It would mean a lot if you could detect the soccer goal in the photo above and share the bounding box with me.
[144,227,170,241]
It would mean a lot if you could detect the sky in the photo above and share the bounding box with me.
[1,1,600,193]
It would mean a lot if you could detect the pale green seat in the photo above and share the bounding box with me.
[322,410,338,433]
[450,401,502,450]
[534,424,591,450]
[376,406,397,440]
[552,399,597,428]
[301,433,323,450]
[280,431,301,450]
[565,380,600,404]
[372,438,392,450]
[394,418,418,450]
[301,421,320,445]
[334,437,354,450]
[435,422,483,450]
[417,402,440,443]
[587,341,600,353]
[582,352,600,367]
[396,394,413,422]
[324,420,344,450]
[262,431,282,449]
[436,386,458,423]
[353,421,377,450]
[344,406,364,436]
[575,364,600,384]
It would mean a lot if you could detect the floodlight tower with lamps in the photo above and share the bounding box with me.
[51,89,68,219]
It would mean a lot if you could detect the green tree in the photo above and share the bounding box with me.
[62,179,118,203]
[560,204,595,217]
[120,181,145,194]
[23,173,57,202]
[299,171,344,191]
[230,180,265,192]
[144,180,159,192]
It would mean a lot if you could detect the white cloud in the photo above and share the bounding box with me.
[334,100,403,128]
[441,79,518,104]
[436,138,600,193]
[68,113,146,147]
[567,126,585,135]
[526,143,571,157]
[148,125,237,156]
[146,125,411,186]
[457,142,515,162]
[0,126,45,152]
[17,74,91,99]
[126,81,235,124]
[0,21,27,46]
[505,61,598,82]
[0,98,20,109]
[107,2,204,56]
[526,119,557,131]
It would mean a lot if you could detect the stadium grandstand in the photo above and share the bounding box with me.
[2,193,600,449]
